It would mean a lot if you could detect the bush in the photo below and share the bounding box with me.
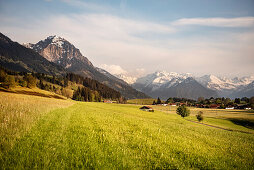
[25,75,37,88]
[196,111,204,122]
[4,75,16,89]
[176,105,190,118]
[20,80,27,87]
[62,88,73,98]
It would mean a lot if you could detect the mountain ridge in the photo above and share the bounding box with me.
[116,70,254,99]
[0,33,65,75]
[26,35,149,99]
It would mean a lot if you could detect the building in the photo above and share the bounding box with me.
[139,106,154,112]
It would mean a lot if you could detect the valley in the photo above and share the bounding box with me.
[1,0,254,169]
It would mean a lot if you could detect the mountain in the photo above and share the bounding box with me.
[0,33,65,75]
[114,74,137,84]
[196,75,254,97]
[27,35,149,99]
[132,71,217,100]
[229,80,254,98]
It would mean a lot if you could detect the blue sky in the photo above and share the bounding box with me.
[0,0,254,77]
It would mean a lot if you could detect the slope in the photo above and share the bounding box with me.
[28,35,149,99]
[0,33,65,75]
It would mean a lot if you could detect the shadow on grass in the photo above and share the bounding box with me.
[0,88,65,100]
[227,118,254,130]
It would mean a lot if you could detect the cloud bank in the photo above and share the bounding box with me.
[173,17,254,27]
[0,11,253,77]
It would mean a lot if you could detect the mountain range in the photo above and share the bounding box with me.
[1,33,148,99]
[115,71,254,99]
[131,71,218,100]
[1,32,253,100]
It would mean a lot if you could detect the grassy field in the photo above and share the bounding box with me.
[1,92,254,169]
[0,86,67,99]
[153,105,254,132]
[127,98,160,105]
[0,92,73,162]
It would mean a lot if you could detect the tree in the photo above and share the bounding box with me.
[250,96,254,104]
[198,97,204,104]
[62,88,73,98]
[250,97,254,109]
[157,97,162,104]
[0,69,7,82]
[241,97,249,103]
[224,98,231,106]
[196,111,204,122]
[234,98,241,104]
[4,75,16,89]
[166,97,173,104]
[176,105,190,118]
[25,74,37,88]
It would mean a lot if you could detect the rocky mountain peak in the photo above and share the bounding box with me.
[26,35,92,68]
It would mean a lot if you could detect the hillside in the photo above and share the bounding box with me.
[26,35,149,99]
[0,67,122,102]
[1,92,253,169]
[0,33,65,76]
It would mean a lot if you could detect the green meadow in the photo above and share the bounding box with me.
[1,92,254,169]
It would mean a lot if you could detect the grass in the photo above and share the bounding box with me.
[0,92,73,161]
[0,86,67,99]
[127,98,159,105]
[153,105,254,132]
[0,92,254,169]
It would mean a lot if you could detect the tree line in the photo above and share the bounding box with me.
[0,67,123,102]
[152,96,254,109]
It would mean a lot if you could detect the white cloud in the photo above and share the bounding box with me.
[172,17,254,27]
[100,64,127,75]
[1,13,254,77]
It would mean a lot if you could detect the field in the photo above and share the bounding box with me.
[127,98,162,105]
[1,92,254,169]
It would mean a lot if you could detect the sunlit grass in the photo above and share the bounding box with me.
[0,92,73,161]
[1,98,254,169]
[153,105,254,132]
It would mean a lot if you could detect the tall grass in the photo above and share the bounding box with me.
[1,101,254,169]
[0,92,73,161]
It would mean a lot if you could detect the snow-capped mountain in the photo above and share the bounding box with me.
[25,35,149,99]
[196,75,254,91]
[132,71,217,100]
[25,35,92,70]
[134,71,191,89]
[230,80,254,98]
[114,74,137,84]
[195,75,254,97]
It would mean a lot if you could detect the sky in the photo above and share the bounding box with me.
[0,0,254,78]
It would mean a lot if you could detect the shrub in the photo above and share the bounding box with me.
[176,105,190,118]
[196,111,204,122]
[4,75,16,89]
[25,75,37,88]
[62,88,73,98]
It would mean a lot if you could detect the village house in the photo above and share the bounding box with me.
[139,106,154,112]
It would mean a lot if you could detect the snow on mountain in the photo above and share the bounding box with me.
[196,75,254,91]
[115,74,137,84]
[26,35,92,67]
[135,71,191,90]
[132,71,217,100]
[51,36,65,48]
